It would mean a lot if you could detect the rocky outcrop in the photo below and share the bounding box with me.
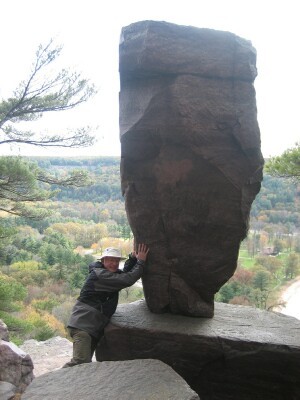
[0,319,9,341]
[20,336,73,377]
[0,339,34,397]
[98,300,300,400]
[0,381,17,400]
[0,334,72,399]
[119,20,264,317]
[22,359,199,400]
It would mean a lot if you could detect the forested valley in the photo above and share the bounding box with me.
[0,156,299,344]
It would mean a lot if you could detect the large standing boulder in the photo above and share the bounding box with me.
[119,21,264,317]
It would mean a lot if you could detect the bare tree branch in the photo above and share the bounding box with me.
[0,39,97,147]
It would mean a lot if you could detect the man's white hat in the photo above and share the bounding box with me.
[98,247,126,260]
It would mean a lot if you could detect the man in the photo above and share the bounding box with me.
[63,243,149,367]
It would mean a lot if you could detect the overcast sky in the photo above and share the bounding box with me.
[1,0,299,158]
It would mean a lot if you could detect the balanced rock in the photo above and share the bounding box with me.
[99,300,300,400]
[22,359,199,400]
[119,21,264,317]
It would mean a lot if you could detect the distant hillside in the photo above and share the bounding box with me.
[28,156,123,203]
[251,174,299,228]
[27,156,299,231]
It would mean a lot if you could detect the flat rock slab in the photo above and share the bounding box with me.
[22,359,199,400]
[98,300,300,400]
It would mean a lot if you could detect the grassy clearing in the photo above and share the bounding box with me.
[238,249,256,269]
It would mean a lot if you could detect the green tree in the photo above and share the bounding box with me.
[49,264,69,281]
[250,270,273,309]
[10,249,33,263]
[43,229,73,248]
[12,269,49,287]
[250,288,270,310]
[10,260,41,271]
[285,253,299,279]
[0,272,27,311]
[0,156,56,220]
[0,41,96,229]
[273,238,284,253]
[216,281,243,303]
[68,269,86,289]
[0,156,93,221]
[252,270,271,291]
[265,143,300,181]
[255,256,282,281]
[0,244,18,265]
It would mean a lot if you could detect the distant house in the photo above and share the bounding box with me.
[262,247,279,256]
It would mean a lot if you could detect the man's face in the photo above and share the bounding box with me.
[102,256,120,272]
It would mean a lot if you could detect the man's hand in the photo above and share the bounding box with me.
[136,243,149,262]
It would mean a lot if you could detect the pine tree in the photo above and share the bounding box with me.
[0,41,96,233]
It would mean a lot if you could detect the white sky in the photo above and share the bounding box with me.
[0,0,299,158]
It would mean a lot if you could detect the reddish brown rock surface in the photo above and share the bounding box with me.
[119,21,263,317]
